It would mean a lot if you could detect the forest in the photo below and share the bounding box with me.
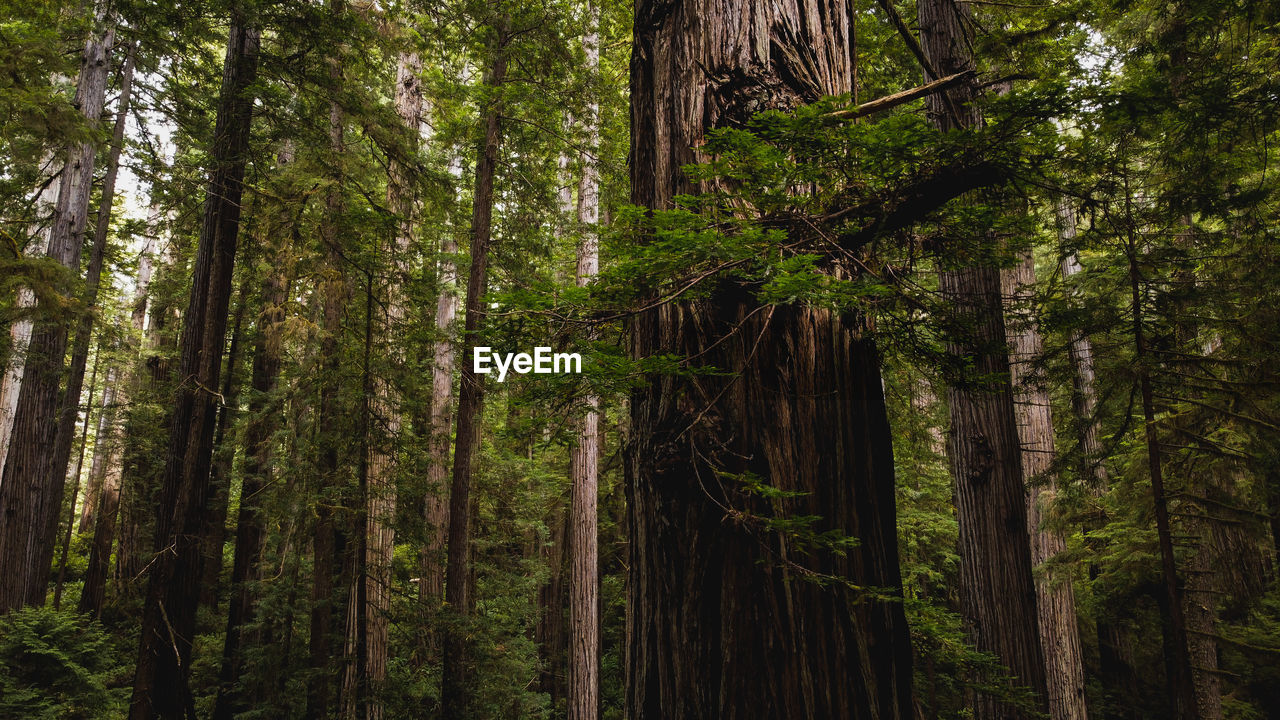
[1,0,1279,718]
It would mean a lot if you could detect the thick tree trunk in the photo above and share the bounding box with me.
[1003,252,1088,720]
[568,7,601,718]
[212,143,295,720]
[358,45,426,720]
[420,200,459,626]
[128,14,260,720]
[441,20,508,720]
[917,0,1048,714]
[0,291,34,482]
[309,15,355,714]
[1183,509,1221,720]
[46,44,136,576]
[0,9,114,613]
[626,3,913,718]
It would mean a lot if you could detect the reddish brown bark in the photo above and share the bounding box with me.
[0,9,114,613]
[626,3,912,718]
[128,14,260,719]
[441,19,509,720]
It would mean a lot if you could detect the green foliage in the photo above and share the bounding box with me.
[0,607,128,719]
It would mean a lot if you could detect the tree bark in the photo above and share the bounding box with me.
[212,142,296,720]
[1125,238,1198,720]
[198,286,248,612]
[1003,251,1088,720]
[309,9,355,713]
[45,43,136,578]
[53,345,100,610]
[0,7,114,613]
[80,234,155,619]
[128,13,260,719]
[1058,200,1152,720]
[626,2,913,718]
[78,368,122,618]
[441,18,509,720]
[568,6,601,718]
[917,0,1048,714]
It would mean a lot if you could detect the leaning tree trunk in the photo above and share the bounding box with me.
[1002,251,1088,720]
[128,14,260,720]
[0,8,114,613]
[916,0,1049,715]
[568,5,601,718]
[626,2,913,718]
[441,19,508,720]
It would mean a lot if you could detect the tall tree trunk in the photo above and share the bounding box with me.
[1003,251,1088,720]
[80,234,155,618]
[626,2,913,718]
[1124,237,1198,720]
[128,13,260,719]
[309,9,355,713]
[45,43,136,573]
[537,505,568,701]
[419,164,461,645]
[441,19,509,720]
[0,7,114,613]
[917,0,1048,714]
[78,368,124,618]
[1058,200,1143,718]
[212,142,296,720]
[568,6,601,718]
[1183,508,1221,720]
[53,345,100,609]
[199,287,248,612]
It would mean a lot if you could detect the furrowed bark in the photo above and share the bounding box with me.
[0,6,114,613]
[569,5,601,718]
[128,13,260,719]
[309,8,355,713]
[441,18,509,720]
[45,44,136,581]
[917,0,1048,713]
[1003,251,1088,720]
[212,143,296,720]
[627,2,913,718]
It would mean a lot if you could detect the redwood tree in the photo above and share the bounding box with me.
[918,0,1048,714]
[128,12,261,719]
[626,2,913,717]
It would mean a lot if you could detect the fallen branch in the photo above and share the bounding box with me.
[826,70,976,120]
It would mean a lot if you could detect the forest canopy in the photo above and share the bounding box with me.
[1,0,1279,719]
